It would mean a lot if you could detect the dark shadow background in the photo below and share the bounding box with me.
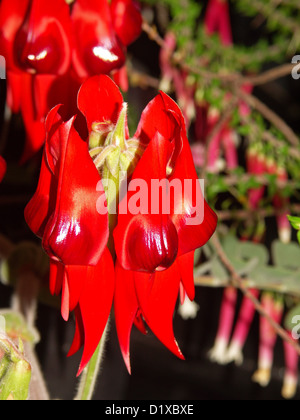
[0,1,300,400]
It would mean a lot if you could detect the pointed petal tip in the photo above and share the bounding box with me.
[122,351,132,375]
[174,339,185,361]
[76,362,86,378]
[61,308,69,322]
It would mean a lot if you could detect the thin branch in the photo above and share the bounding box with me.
[211,233,300,355]
[142,20,294,88]
[238,91,299,146]
[217,203,300,222]
[129,69,160,90]
[220,172,300,189]
[193,274,300,298]
[142,20,299,149]
[243,63,294,86]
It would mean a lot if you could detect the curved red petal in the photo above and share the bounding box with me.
[61,272,70,321]
[114,133,178,272]
[24,151,54,238]
[169,142,218,255]
[49,259,64,296]
[71,0,125,79]
[6,71,23,113]
[18,74,47,163]
[114,262,138,373]
[112,65,128,92]
[134,92,181,148]
[133,310,147,335]
[67,306,84,358]
[19,74,75,163]
[110,0,142,46]
[177,251,195,301]
[76,247,114,376]
[134,266,184,360]
[157,93,218,254]
[44,104,72,175]
[77,74,123,133]
[42,112,109,266]
[65,265,88,312]
[0,0,30,71]
[14,0,72,74]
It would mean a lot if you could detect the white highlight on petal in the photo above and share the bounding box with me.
[28,50,48,61]
[92,46,119,63]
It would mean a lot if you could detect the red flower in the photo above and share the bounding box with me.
[0,156,6,182]
[0,0,142,162]
[25,75,217,375]
[204,0,232,46]
[111,90,217,371]
[25,104,113,375]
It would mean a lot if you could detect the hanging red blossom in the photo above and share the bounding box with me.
[25,75,217,375]
[0,0,142,162]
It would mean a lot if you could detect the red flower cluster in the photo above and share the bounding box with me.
[0,0,142,162]
[25,75,217,375]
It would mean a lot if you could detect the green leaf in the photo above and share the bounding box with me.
[272,240,300,270]
[287,215,300,230]
[297,230,300,245]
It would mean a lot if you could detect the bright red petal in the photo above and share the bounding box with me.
[19,73,78,163]
[77,74,123,133]
[112,65,128,92]
[71,0,125,79]
[0,0,30,71]
[169,140,218,255]
[65,265,88,312]
[76,247,114,376]
[6,71,23,113]
[114,133,178,272]
[114,262,138,373]
[61,272,70,321]
[18,74,47,163]
[156,92,218,255]
[14,0,72,74]
[110,0,142,46]
[133,311,147,335]
[42,110,109,266]
[67,306,84,358]
[24,150,54,238]
[134,265,184,360]
[134,92,181,148]
[49,259,64,296]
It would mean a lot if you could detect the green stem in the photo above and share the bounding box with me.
[75,322,109,401]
